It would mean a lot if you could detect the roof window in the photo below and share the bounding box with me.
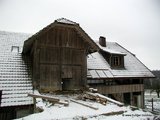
[11,46,19,53]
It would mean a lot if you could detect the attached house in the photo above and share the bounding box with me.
[0,18,154,119]
[87,36,155,108]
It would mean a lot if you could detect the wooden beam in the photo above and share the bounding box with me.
[28,93,69,106]
[28,93,59,102]
[85,92,124,106]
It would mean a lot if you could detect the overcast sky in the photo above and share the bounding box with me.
[0,0,160,70]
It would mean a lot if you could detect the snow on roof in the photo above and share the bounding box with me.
[87,52,110,70]
[102,48,126,55]
[87,52,114,78]
[0,31,33,107]
[55,18,78,25]
[97,43,126,55]
[87,42,154,78]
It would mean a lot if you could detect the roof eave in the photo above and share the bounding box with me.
[101,49,126,56]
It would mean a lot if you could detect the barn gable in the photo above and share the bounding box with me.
[23,18,99,54]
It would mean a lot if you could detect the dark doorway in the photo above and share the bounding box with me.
[0,108,16,120]
[124,93,131,105]
[62,79,71,90]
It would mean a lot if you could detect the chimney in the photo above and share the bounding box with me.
[99,36,106,47]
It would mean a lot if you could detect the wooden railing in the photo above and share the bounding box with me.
[93,84,144,94]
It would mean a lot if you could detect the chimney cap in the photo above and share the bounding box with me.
[99,36,106,39]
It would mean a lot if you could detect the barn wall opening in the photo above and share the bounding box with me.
[62,79,72,90]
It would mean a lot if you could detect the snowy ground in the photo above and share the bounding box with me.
[15,92,158,120]
[145,90,160,115]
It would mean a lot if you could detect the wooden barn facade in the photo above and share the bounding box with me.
[22,18,99,92]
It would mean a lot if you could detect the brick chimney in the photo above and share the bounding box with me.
[99,36,106,47]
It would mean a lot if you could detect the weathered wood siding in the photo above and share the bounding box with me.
[94,84,144,94]
[32,26,88,91]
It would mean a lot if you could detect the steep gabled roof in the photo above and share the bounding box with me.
[0,31,33,107]
[87,42,155,79]
[23,18,99,54]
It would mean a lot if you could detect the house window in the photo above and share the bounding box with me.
[113,56,121,66]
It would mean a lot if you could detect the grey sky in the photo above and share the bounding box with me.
[0,0,160,70]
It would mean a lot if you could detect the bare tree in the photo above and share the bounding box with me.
[150,70,160,98]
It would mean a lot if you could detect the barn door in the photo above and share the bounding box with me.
[72,66,82,88]
[40,64,60,91]
[61,66,72,78]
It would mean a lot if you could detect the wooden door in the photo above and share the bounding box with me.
[40,64,61,91]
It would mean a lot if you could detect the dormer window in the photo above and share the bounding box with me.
[100,49,125,69]
[100,48,126,69]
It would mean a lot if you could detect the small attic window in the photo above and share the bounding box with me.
[11,46,19,53]
[113,56,121,66]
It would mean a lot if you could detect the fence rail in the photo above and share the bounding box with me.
[145,98,160,115]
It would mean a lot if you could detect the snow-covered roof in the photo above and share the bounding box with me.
[102,48,126,55]
[87,42,155,79]
[97,43,126,55]
[0,31,33,107]
[87,52,113,78]
[55,18,78,25]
